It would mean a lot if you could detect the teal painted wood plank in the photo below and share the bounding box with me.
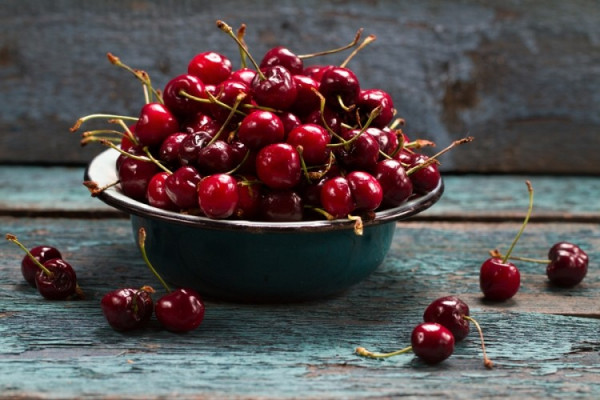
[0,217,598,398]
[1,166,599,220]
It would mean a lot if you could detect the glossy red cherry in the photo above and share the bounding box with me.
[278,111,302,139]
[373,159,413,207]
[159,132,189,165]
[356,89,395,128]
[423,296,470,341]
[210,79,252,123]
[480,258,521,301]
[197,174,239,219]
[134,103,179,147]
[251,65,297,110]
[355,322,454,365]
[320,176,354,219]
[21,245,62,287]
[260,46,304,75]
[255,143,301,189]
[407,154,441,194]
[319,67,360,111]
[162,74,207,117]
[147,172,178,211]
[235,176,262,220]
[346,171,383,211]
[229,67,257,86]
[187,51,232,85]
[238,110,285,150]
[290,74,321,116]
[101,287,154,331]
[118,156,159,202]
[481,181,533,301]
[335,129,380,172]
[178,131,213,166]
[196,140,237,174]
[33,258,79,300]
[286,123,331,165]
[303,106,343,136]
[411,322,455,364]
[546,242,588,287]
[165,166,203,210]
[155,288,205,333]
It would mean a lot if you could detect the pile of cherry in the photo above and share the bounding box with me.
[73,21,467,225]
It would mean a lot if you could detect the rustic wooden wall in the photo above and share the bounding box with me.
[1,0,598,173]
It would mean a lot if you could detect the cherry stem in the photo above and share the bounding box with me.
[327,105,382,149]
[70,114,138,132]
[83,179,121,197]
[137,227,172,293]
[355,345,413,359]
[406,136,474,176]
[340,34,377,68]
[236,24,248,69]
[501,181,534,264]
[225,150,250,176]
[107,53,163,104]
[389,118,406,130]
[216,20,266,80]
[298,29,363,59]
[348,214,364,236]
[207,93,246,146]
[463,315,494,369]
[5,234,53,277]
[490,249,547,264]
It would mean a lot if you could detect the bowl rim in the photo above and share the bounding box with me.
[85,148,444,233]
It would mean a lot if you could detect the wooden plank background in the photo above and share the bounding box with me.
[1,0,599,173]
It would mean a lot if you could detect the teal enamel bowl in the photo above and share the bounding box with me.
[86,149,444,302]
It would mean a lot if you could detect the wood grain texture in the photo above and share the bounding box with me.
[1,0,599,173]
[1,217,599,399]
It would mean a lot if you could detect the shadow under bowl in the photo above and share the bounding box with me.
[86,149,444,303]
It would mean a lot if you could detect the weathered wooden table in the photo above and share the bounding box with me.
[1,169,598,399]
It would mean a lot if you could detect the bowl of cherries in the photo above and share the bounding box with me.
[78,21,463,302]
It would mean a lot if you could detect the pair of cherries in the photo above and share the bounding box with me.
[480,181,589,302]
[100,228,205,333]
[356,296,492,367]
[6,234,83,300]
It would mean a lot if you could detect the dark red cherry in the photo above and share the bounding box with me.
[255,143,302,189]
[35,258,78,300]
[180,112,214,134]
[197,140,236,174]
[230,140,255,175]
[235,177,263,220]
[423,296,470,342]
[197,174,239,219]
[303,106,343,136]
[238,110,285,150]
[373,159,413,207]
[178,131,213,166]
[251,65,297,110]
[118,156,159,202]
[134,103,179,147]
[320,176,355,219]
[260,46,304,75]
[286,123,331,165]
[407,154,441,194]
[480,258,521,301]
[365,127,399,158]
[319,67,360,111]
[159,132,189,165]
[260,189,304,222]
[210,79,252,123]
[546,242,588,287]
[356,89,395,128]
[21,245,62,287]
[155,288,205,333]
[187,51,232,85]
[147,172,178,211]
[278,111,302,139]
[335,129,380,172]
[101,287,154,331]
[290,75,321,116]
[165,166,202,210]
[411,322,455,364]
[163,74,207,117]
[346,171,383,211]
